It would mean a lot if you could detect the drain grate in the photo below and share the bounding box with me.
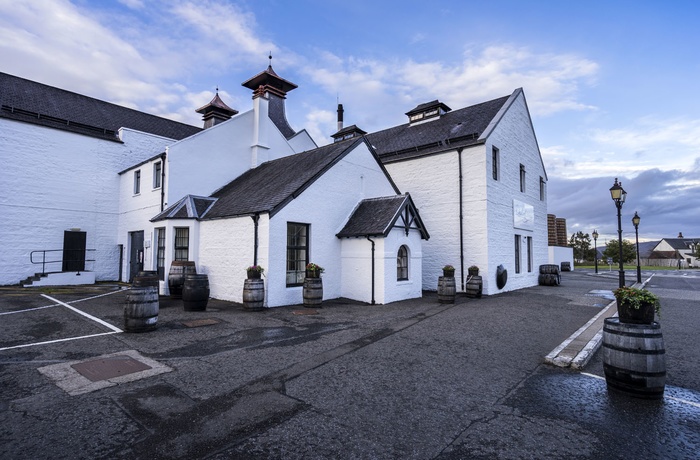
[181,318,220,328]
[71,355,152,382]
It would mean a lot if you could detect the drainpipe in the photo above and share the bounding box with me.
[458,148,465,292]
[366,236,376,305]
[160,152,166,212]
[252,213,260,266]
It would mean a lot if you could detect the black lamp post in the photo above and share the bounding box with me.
[592,229,599,274]
[632,211,641,283]
[609,178,627,288]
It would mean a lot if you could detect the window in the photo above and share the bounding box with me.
[286,223,309,286]
[540,177,546,201]
[133,170,141,194]
[492,147,499,180]
[156,228,166,280]
[174,227,189,261]
[514,235,521,274]
[520,164,526,192]
[153,161,162,189]
[526,236,533,273]
[397,245,409,280]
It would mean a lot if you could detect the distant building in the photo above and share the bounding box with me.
[648,234,699,268]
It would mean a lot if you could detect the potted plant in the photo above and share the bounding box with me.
[468,265,479,277]
[306,263,324,279]
[614,286,661,324]
[442,265,455,278]
[246,265,264,279]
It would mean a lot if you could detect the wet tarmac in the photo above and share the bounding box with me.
[1,270,698,459]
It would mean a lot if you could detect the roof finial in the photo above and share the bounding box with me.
[268,52,272,67]
[215,86,219,94]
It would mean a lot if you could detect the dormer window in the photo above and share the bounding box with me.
[406,100,451,125]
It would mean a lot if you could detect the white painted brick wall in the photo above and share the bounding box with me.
[0,120,172,285]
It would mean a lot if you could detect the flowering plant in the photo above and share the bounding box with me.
[443,265,455,271]
[246,265,264,274]
[468,265,479,271]
[306,263,325,273]
[614,286,661,318]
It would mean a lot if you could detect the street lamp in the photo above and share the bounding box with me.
[632,211,641,283]
[610,178,627,288]
[592,229,599,274]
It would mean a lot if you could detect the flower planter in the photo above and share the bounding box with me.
[305,269,321,279]
[247,271,262,279]
[468,268,479,277]
[617,299,655,324]
[442,269,455,278]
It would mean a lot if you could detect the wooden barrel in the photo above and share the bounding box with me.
[538,273,560,286]
[560,261,571,272]
[124,286,158,332]
[466,275,482,298]
[133,270,159,288]
[539,264,560,275]
[437,276,456,303]
[243,279,265,311]
[602,318,666,399]
[303,277,323,308]
[168,261,196,298]
[182,274,209,311]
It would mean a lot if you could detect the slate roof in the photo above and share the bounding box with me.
[367,94,510,163]
[151,195,217,222]
[659,238,699,250]
[337,194,429,239]
[0,72,201,142]
[202,136,397,219]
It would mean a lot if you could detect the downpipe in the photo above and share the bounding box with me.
[367,235,376,305]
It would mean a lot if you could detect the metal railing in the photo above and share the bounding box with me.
[30,249,96,275]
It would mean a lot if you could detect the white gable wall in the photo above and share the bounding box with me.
[266,142,398,307]
[0,119,173,285]
[484,92,547,294]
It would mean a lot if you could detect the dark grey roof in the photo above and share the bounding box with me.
[337,194,429,239]
[405,100,451,116]
[151,195,217,222]
[660,238,699,250]
[0,72,201,142]
[203,137,398,219]
[367,95,510,163]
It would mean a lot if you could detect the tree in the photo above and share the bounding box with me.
[568,231,592,262]
[602,239,637,264]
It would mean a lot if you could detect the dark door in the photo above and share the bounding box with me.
[129,231,145,282]
[62,231,86,272]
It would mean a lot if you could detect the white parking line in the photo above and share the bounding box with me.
[41,294,122,333]
[0,332,120,352]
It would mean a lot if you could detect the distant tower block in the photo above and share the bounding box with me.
[547,214,558,246]
[556,218,568,246]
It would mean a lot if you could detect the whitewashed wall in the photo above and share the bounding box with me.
[0,120,172,285]
[266,142,398,307]
[484,92,548,294]
[198,215,267,303]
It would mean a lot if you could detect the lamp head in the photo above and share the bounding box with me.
[632,211,640,227]
[610,178,627,204]
[592,229,598,240]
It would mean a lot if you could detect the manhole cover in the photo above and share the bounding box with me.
[182,318,220,328]
[71,355,152,382]
[293,309,319,315]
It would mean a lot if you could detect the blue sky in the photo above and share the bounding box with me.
[2,0,698,244]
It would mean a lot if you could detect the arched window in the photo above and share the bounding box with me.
[397,245,409,280]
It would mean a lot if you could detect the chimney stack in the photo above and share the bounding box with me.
[337,103,344,131]
[678,232,684,238]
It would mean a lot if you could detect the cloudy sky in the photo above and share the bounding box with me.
[1,0,698,243]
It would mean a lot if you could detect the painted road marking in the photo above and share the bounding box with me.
[0,332,120,352]
[41,294,122,333]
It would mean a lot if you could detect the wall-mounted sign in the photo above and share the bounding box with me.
[513,199,534,231]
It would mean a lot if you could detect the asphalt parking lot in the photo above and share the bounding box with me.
[1,270,698,459]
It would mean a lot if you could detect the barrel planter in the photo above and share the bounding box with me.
[124,286,159,333]
[602,318,666,399]
[303,277,323,308]
[182,274,210,311]
[437,276,456,303]
[133,270,159,289]
[466,275,482,298]
[168,261,197,299]
[243,279,265,311]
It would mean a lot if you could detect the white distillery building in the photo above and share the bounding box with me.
[0,63,546,305]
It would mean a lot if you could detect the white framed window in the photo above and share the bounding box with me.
[397,245,409,281]
[174,227,189,261]
[156,227,166,280]
[153,161,162,189]
[492,147,499,180]
[133,170,141,195]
